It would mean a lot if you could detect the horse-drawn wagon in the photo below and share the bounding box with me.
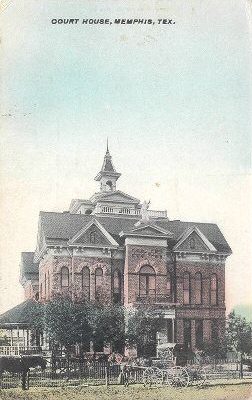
[115,343,206,388]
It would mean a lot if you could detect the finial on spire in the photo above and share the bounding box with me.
[106,137,109,154]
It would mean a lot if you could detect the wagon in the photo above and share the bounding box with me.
[119,344,207,388]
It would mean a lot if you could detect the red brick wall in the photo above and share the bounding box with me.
[38,255,124,303]
[124,244,173,305]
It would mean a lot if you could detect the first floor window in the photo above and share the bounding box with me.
[195,319,203,349]
[183,319,192,350]
[211,319,219,341]
[61,266,69,288]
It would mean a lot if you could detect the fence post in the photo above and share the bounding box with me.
[27,370,30,390]
[105,366,109,387]
[239,357,243,379]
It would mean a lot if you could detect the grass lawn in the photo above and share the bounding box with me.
[0,382,252,400]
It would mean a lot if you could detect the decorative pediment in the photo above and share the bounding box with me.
[97,190,140,204]
[69,219,118,247]
[120,223,173,238]
[173,226,217,252]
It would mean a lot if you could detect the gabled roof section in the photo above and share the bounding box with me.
[173,225,217,252]
[120,222,173,238]
[96,190,140,204]
[36,212,231,254]
[69,218,119,247]
[92,190,140,204]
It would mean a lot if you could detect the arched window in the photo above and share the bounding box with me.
[195,272,202,304]
[183,272,191,304]
[210,274,218,305]
[106,180,113,191]
[95,268,103,299]
[167,272,172,300]
[113,270,121,303]
[139,265,156,298]
[61,266,69,288]
[82,267,90,300]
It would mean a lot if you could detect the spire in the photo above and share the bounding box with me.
[94,141,121,192]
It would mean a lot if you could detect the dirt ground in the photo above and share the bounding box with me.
[0,381,252,400]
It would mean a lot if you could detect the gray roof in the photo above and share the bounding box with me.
[38,212,231,253]
[0,299,38,327]
[20,252,39,278]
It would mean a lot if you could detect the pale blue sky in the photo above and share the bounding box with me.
[0,0,251,313]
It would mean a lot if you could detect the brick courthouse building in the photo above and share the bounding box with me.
[0,146,232,355]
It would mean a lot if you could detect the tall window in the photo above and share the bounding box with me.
[61,266,69,288]
[183,272,191,304]
[139,265,156,298]
[195,272,202,304]
[210,274,218,305]
[183,319,192,350]
[95,268,103,299]
[167,272,172,300]
[195,319,203,349]
[82,267,90,300]
[113,270,121,303]
[211,319,219,340]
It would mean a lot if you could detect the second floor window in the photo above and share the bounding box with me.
[113,270,121,303]
[183,272,191,304]
[139,265,156,298]
[82,266,90,300]
[167,272,172,299]
[61,266,69,288]
[210,274,218,305]
[195,272,202,304]
[95,267,103,299]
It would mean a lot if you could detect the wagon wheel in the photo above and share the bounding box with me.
[163,366,189,388]
[189,365,207,387]
[143,367,163,387]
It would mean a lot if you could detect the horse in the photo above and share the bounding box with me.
[0,355,47,390]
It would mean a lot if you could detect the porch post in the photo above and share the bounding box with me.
[172,318,175,343]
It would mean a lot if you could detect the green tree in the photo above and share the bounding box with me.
[43,296,92,354]
[126,306,162,357]
[226,311,252,356]
[90,303,125,352]
[29,296,125,354]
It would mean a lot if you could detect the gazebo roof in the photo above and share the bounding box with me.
[0,299,37,328]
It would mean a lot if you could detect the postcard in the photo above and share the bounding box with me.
[0,1,251,399]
